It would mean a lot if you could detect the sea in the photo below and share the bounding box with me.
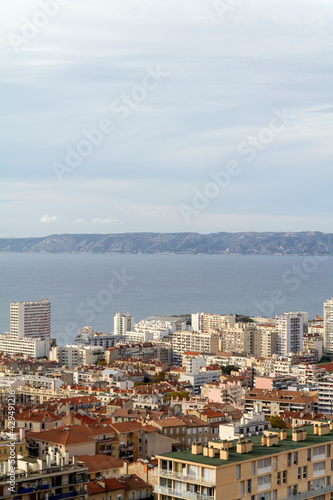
[0,253,332,344]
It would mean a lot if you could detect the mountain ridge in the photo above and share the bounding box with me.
[0,231,332,255]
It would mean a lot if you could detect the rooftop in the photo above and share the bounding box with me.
[157,425,333,467]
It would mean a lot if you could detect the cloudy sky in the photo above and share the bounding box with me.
[1,0,332,237]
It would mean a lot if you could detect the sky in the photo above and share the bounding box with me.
[1,0,332,237]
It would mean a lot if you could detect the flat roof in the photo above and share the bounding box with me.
[157,426,333,467]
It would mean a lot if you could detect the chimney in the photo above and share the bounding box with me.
[73,455,77,467]
[56,452,61,466]
[143,463,148,482]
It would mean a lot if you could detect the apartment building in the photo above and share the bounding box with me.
[191,313,236,333]
[171,331,219,365]
[152,416,211,450]
[318,376,333,414]
[244,389,317,417]
[220,323,256,355]
[0,448,87,500]
[10,299,51,341]
[0,433,27,474]
[275,313,303,355]
[114,313,134,336]
[154,424,333,500]
[253,329,276,358]
[324,298,333,353]
[0,335,49,357]
[50,345,105,368]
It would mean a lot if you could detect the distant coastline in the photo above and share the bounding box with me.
[0,231,332,255]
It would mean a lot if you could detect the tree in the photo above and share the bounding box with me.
[152,371,166,383]
[221,365,239,375]
[269,415,287,429]
[163,390,190,402]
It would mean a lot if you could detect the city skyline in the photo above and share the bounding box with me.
[1,0,332,237]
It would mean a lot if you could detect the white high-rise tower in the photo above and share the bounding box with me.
[275,312,303,355]
[324,297,333,353]
[10,299,51,341]
[114,312,134,336]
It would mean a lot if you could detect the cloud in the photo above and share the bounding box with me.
[40,215,58,224]
[73,218,84,223]
[91,217,118,224]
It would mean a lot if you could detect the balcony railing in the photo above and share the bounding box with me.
[154,485,214,500]
[154,469,215,487]
[279,483,333,500]
[48,490,86,500]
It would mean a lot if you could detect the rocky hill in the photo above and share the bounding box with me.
[0,232,332,255]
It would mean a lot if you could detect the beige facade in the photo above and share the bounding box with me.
[154,425,333,500]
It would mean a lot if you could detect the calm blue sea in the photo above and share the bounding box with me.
[0,253,332,344]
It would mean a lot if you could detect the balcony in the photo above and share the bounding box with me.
[154,485,214,500]
[279,483,333,500]
[154,469,215,487]
[48,490,86,500]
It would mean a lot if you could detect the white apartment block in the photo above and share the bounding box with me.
[0,334,49,358]
[324,297,333,353]
[113,312,134,336]
[191,313,235,333]
[182,353,207,374]
[172,331,219,364]
[275,312,303,355]
[50,345,105,368]
[10,299,51,341]
[179,370,220,394]
[318,376,333,414]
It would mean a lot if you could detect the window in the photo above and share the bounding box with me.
[240,481,244,495]
[293,451,298,465]
[282,470,287,484]
[273,491,277,500]
[328,444,331,457]
[236,465,240,479]
[272,457,277,470]
[313,461,325,478]
[313,446,325,461]
[247,479,252,494]
[257,458,271,474]
[257,474,271,492]
[202,468,214,483]
[303,466,307,479]
[251,462,255,475]
[277,472,281,486]
[327,476,331,486]
[308,448,312,462]
[287,452,292,466]
[298,468,301,480]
